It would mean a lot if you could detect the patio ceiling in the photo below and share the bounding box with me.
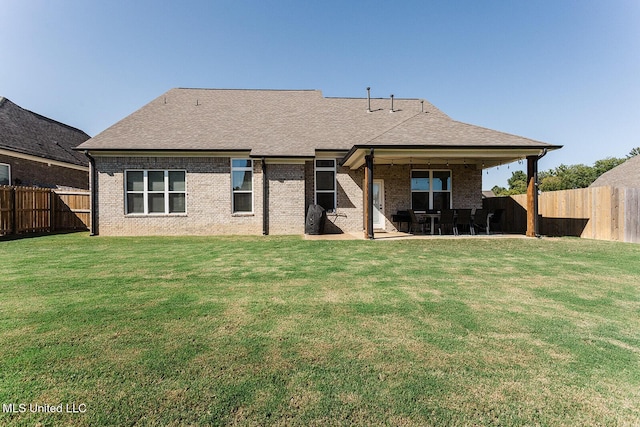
[341,146,558,170]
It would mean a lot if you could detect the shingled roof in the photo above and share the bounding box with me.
[77,88,560,159]
[0,97,89,167]
[591,155,640,188]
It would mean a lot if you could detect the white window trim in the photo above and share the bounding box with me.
[0,163,10,186]
[124,170,187,215]
[411,169,452,212]
[231,158,254,214]
[315,158,337,212]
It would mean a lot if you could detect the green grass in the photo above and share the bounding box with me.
[1,233,639,426]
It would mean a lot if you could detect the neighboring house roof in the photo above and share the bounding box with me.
[77,88,560,159]
[0,97,90,167]
[590,155,640,188]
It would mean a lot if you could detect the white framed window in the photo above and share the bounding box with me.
[315,159,336,212]
[411,169,452,212]
[125,170,186,215]
[231,159,253,213]
[0,163,10,186]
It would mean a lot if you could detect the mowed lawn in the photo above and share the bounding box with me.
[0,234,639,426]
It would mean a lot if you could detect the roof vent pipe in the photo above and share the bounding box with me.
[390,94,395,112]
[420,100,424,113]
[366,87,371,112]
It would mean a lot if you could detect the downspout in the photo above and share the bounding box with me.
[262,157,268,236]
[534,148,548,238]
[83,150,97,236]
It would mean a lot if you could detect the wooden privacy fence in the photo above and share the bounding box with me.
[0,186,90,236]
[484,186,640,243]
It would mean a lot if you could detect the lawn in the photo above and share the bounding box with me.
[0,233,639,426]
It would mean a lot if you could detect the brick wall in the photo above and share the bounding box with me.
[267,163,306,235]
[305,161,482,234]
[93,156,482,236]
[94,156,263,236]
[0,154,88,189]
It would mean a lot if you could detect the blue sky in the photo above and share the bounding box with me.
[2,0,639,189]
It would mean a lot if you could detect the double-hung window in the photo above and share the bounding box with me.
[411,170,451,211]
[0,163,10,186]
[231,159,253,213]
[315,159,336,212]
[125,170,186,215]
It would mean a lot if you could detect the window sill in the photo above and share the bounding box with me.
[125,213,188,218]
[232,212,255,217]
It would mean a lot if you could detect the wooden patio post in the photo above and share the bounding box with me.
[364,149,374,239]
[526,155,538,237]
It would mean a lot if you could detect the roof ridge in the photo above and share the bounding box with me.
[8,100,90,137]
[325,96,422,100]
[174,87,320,92]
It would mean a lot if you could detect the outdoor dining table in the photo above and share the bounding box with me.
[416,211,494,235]
[423,212,440,235]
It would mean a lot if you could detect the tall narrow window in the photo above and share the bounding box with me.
[411,170,451,211]
[231,159,253,213]
[125,170,186,215]
[0,164,10,186]
[126,171,145,214]
[315,159,336,212]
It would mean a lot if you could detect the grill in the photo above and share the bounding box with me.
[305,205,327,235]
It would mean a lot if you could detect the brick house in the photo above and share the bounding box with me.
[76,88,561,237]
[0,97,90,189]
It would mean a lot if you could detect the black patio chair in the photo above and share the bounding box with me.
[408,209,427,234]
[472,208,489,235]
[455,209,473,235]
[438,209,456,235]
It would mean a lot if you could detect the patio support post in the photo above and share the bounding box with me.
[364,148,374,239]
[526,155,538,237]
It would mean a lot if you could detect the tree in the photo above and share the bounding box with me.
[491,171,527,196]
[506,170,528,194]
[491,185,508,196]
[497,155,626,195]
[628,147,640,158]
[593,157,626,177]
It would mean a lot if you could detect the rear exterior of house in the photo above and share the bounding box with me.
[77,88,560,236]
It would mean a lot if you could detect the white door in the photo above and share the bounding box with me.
[372,180,385,229]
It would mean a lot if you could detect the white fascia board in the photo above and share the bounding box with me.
[87,150,252,158]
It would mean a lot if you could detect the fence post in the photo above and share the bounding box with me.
[49,190,55,233]
[10,187,16,235]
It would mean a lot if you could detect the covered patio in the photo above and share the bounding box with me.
[340,145,561,239]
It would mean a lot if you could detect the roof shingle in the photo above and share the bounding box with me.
[0,97,90,166]
[590,155,640,188]
[77,88,558,157]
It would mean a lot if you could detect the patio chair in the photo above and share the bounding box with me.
[438,209,457,235]
[472,208,489,235]
[455,209,473,235]
[408,209,427,234]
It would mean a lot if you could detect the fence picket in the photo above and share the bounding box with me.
[0,186,90,237]
[484,186,640,243]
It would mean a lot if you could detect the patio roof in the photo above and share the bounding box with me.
[341,145,555,169]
